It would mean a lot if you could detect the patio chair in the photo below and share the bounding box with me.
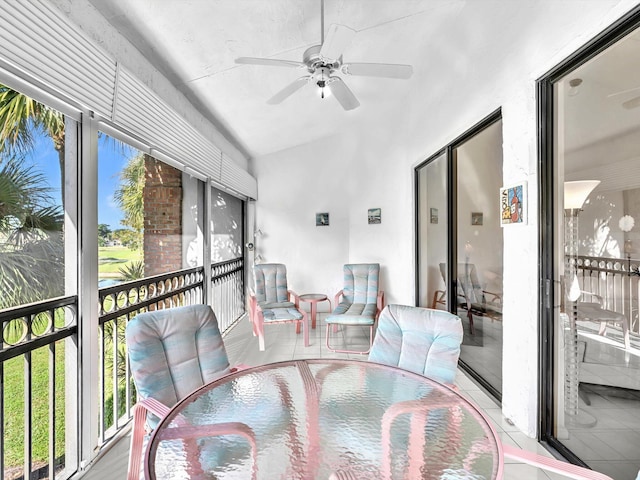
[125,304,253,480]
[250,263,309,351]
[325,263,385,354]
[431,262,501,334]
[575,291,630,349]
[368,304,463,385]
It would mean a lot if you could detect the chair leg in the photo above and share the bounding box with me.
[598,322,607,336]
[325,323,373,354]
[467,310,475,334]
[623,317,630,349]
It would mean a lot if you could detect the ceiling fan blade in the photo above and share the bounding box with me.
[266,76,310,104]
[319,24,356,62]
[342,62,413,79]
[235,57,305,68]
[328,77,360,111]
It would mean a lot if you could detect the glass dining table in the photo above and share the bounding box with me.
[145,359,503,479]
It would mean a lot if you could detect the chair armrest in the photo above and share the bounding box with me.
[334,290,344,307]
[377,291,385,318]
[128,398,172,480]
[231,363,251,372]
[288,290,300,307]
[502,444,614,479]
[481,290,502,305]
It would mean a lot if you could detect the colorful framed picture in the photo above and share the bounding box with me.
[316,212,329,226]
[500,182,527,226]
[368,208,381,224]
[430,207,438,224]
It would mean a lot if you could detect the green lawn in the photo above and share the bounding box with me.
[98,246,142,276]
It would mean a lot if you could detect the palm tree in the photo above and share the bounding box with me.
[0,85,65,197]
[114,153,145,251]
[0,157,63,311]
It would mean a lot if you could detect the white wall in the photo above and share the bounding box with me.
[253,0,640,437]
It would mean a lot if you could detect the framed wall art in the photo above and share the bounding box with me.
[316,212,329,226]
[368,208,381,224]
[430,207,438,224]
[500,182,527,226]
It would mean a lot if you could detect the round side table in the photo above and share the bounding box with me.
[299,294,331,329]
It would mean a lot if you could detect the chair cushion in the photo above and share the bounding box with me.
[254,263,290,304]
[258,300,295,310]
[577,303,626,322]
[326,302,377,325]
[342,263,380,305]
[126,304,231,427]
[262,307,303,322]
[368,304,463,385]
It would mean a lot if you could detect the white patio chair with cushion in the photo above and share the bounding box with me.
[250,263,309,351]
[325,263,384,354]
[125,304,253,480]
[368,304,463,385]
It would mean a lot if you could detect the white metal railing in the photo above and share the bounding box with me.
[575,255,640,335]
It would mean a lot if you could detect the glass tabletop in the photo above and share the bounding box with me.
[146,359,503,480]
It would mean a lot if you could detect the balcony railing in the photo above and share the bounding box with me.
[0,259,246,480]
[0,295,78,480]
[575,254,640,335]
[97,258,245,444]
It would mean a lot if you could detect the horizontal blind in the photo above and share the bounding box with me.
[113,67,223,182]
[0,0,117,118]
[0,0,257,199]
[221,154,258,199]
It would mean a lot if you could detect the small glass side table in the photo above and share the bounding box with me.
[299,294,331,329]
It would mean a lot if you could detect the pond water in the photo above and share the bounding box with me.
[98,278,121,288]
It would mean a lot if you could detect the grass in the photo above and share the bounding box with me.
[98,246,141,276]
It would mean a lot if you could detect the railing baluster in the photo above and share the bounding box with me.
[24,348,32,480]
[576,254,639,337]
[49,335,56,479]
[1,362,4,480]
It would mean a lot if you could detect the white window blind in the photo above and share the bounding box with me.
[0,0,257,199]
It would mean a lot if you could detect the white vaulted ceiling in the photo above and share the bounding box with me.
[79,0,640,165]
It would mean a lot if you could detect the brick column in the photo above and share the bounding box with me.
[143,155,183,276]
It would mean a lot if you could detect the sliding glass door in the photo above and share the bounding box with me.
[539,10,640,479]
[416,112,504,398]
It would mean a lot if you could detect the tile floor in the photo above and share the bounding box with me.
[81,312,605,480]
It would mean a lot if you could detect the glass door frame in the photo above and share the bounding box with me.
[537,5,640,460]
[414,108,502,401]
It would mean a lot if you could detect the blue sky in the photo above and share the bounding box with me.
[31,130,135,230]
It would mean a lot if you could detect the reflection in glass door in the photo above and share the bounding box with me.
[416,152,448,311]
[416,113,504,398]
[455,120,504,396]
[541,17,640,480]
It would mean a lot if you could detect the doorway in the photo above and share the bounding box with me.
[416,111,504,399]
[539,8,640,479]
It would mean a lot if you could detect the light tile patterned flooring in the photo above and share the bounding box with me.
[81,313,593,480]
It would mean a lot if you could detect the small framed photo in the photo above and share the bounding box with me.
[500,182,527,226]
[368,208,381,224]
[430,207,438,224]
[471,212,483,226]
[316,212,329,226]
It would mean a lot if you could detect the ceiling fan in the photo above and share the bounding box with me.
[235,1,413,111]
